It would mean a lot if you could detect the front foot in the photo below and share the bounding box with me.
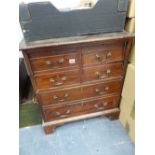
[43,125,56,134]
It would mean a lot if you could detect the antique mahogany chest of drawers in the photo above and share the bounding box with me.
[20,32,133,134]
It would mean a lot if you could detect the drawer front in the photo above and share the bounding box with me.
[30,53,80,72]
[83,62,123,82]
[38,87,82,106]
[83,80,122,99]
[35,69,80,89]
[82,44,123,66]
[43,95,119,121]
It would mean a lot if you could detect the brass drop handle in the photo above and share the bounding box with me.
[103,102,108,106]
[107,52,112,58]
[56,112,61,116]
[49,78,55,83]
[55,82,63,86]
[96,54,106,63]
[59,58,64,64]
[81,102,84,106]
[106,69,111,76]
[57,93,69,102]
[62,76,67,81]
[95,71,106,79]
[58,94,68,102]
[45,60,52,65]
[100,75,106,79]
[95,71,101,78]
[95,88,100,93]
[59,109,71,118]
[106,69,111,74]
[65,109,71,114]
[64,93,69,98]
[95,86,109,95]
[94,104,99,108]
[94,102,108,110]
[53,95,58,100]
[96,54,100,60]
[105,86,109,91]
[94,104,104,110]
[58,99,65,102]
[60,115,68,118]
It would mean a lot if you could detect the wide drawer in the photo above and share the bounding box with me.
[83,79,122,99]
[38,87,82,106]
[43,95,119,122]
[30,52,80,73]
[35,69,80,89]
[83,62,123,82]
[82,43,124,66]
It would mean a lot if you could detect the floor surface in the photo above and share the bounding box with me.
[19,117,135,155]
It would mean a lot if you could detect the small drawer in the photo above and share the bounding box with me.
[83,80,122,99]
[38,87,82,106]
[83,62,123,82]
[35,69,80,89]
[30,53,80,72]
[43,95,119,122]
[82,44,124,66]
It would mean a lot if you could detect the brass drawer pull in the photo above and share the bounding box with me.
[55,82,63,86]
[53,95,58,100]
[103,102,108,106]
[58,93,69,102]
[66,109,71,114]
[101,59,106,63]
[59,58,64,64]
[45,60,52,65]
[95,69,111,79]
[60,115,68,118]
[49,78,55,83]
[95,87,109,95]
[59,99,66,102]
[50,80,64,86]
[105,86,109,91]
[94,104,104,110]
[56,112,61,116]
[95,71,101,78]
[59,109,71,118]
[107,52,112,58]
[64,93,69,98]
[106,69,111,74]
[50,77,67,85]
[95,88,100,93]
[96,54,100,60]
[62,76,67,81]
[97,107,104,110]
[100,75,106,79]
[53,93,68,102]
[94,104,99,108]
[96,54,106,63]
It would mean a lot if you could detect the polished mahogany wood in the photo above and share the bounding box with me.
[20,32,134,134]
